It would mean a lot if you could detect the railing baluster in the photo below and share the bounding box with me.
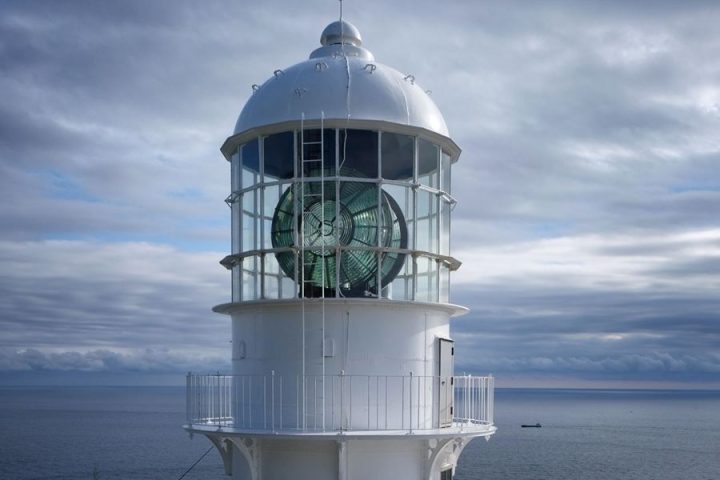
[409,372,413,434]
[385,376,388,429]
[271,371,276,432]
[185,373,494,433]
[263,376,267,430]
[296,375,300,430]
[367,375,370,430]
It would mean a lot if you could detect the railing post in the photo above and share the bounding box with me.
[467,374,471,425]
[215,372,220,428]
[490,375,494,425]
[367,375,370,431]
[296,375,300,431]
[271,370,276,432]
[186,372,191,424]
[409,371,413,434]
[340,370,345,431]
[264,375,267,430]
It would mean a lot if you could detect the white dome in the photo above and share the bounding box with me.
[234,21,449,137]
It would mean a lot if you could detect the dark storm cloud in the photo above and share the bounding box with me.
[1,0,719,385]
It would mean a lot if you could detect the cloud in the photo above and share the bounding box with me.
[1,1,719,387]
[0,240,229,353]
[0,348,227,373]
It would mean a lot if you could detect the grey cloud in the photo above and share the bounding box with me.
[0,240,229,353]
[0,348,227,374]
[2,1,720,387]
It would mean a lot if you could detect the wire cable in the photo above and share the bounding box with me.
[175,445,214,480]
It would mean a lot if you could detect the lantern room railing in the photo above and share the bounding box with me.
[186,373,493,434]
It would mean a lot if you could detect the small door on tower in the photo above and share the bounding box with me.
[438,338,454,428]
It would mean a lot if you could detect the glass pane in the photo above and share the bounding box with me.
[415,256,432,302]
[416,190,433,252]
[232,265,241,301]
[441,151,451,193]
[264,132,294,180]
[381,132,414,180]
[242,257,259,301]
[280,276,295,299]
[418,138,439,188]
[440,199,450,256]
[263,184,281,218]
[339,129,378,178]
[242,190,257,251]
[242,139,260,189]
[388,254,413,300]
[263,255,280,300]
[231,152,241,192]
[231,203,241,254]
[263,217,272,249]
[297,129,336,177]
[429,259,438,303]
[439,265,450,303]
[383,184,412,253]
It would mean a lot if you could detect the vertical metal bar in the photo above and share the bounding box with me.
[271,371,276,432]
[186,373,190,424]
[375,376,379,430]
[367,375,371,430]
[331,375,335,430]
[335,128,341,298]
[401,375,405,429]
[216,374,221,427]
[466,375,470,424]
[280,375,284,430]
[296,375,300,430]
[264,376,267,430]
[320,114,327,432]
[385,376,388,430]
[409,372,413,434]
[340,372,344,431]
[417,375,421,429]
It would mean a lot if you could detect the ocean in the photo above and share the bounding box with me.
[0,387,717,479]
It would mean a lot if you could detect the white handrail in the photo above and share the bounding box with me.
[186,373,494,433]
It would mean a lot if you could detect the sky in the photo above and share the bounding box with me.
[1,0,719,388]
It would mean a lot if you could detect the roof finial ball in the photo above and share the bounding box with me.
[309,19,373,60]
[320,20,363,46]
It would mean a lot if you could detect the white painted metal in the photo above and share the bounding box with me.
[187,373,493,433]
[438,338,454,427]
[185,18,496,480]
[235,22,449,137]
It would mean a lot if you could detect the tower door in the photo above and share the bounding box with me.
[438,338,454,428]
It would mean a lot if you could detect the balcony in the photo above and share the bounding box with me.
[185,373,494,437]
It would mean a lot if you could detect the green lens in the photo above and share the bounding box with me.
[271,172,407,297]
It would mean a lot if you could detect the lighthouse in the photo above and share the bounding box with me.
[185,19,496,480]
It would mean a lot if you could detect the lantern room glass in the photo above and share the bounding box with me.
[228,128,456,303]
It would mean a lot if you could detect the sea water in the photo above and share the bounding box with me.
[0,387,718,479]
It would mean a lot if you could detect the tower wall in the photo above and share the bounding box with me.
[231,300,457,377]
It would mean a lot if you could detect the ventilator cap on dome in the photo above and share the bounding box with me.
[320,20,362,46]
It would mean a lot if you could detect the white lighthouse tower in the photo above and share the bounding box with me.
[186,19,496,480]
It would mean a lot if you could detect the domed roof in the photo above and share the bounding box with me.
[234,21,449,137]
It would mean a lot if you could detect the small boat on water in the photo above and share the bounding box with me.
[521,423,542,428]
